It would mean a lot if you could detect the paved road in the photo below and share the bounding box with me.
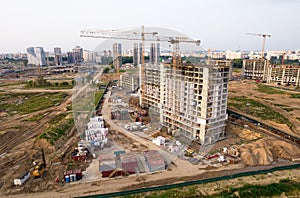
[101,89,178,164]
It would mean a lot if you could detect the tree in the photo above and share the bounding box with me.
[232,59,243,68]
[122,56,133,64]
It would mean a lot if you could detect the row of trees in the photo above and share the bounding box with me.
[26,78,75,88]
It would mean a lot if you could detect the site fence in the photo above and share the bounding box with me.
[77,163,300,198]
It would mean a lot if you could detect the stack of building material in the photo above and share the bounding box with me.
[152,136,165,146]
[144,150,165,172]
[71,146,89,161]
[85,116,109,147]
[99,154,116,177]
[120,153,138,174]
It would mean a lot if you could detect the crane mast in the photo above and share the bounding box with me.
[246,33,271,59]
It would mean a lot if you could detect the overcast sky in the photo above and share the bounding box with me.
[1,0,299,53]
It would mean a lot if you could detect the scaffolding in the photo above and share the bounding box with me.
[266,65,300,86]
[143,63,230,145]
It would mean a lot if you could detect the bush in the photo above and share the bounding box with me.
[60,81,69,86]
[103,67,110,73]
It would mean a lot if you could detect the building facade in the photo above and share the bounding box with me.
[83,50,96,62]
[242,59,269,80]
[133,43,142,66]
[266,65,300,86]
[150,43,160,65]
[54,47,62,66]
[72,46,83,65]
[26,47,46,66]
[120,73,140,92]
[142,63,230,145]
[113,43,122,69]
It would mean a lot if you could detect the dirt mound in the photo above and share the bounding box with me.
[33,139,55,153]
[239,137,300,166]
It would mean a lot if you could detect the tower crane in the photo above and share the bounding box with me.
[246,33,271,59]
[80,26,200,106]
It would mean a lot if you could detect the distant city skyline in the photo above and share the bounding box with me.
[0,0,299,53]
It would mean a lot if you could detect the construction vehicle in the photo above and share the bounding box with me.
[246,33,271,59]
[32,149,46,178]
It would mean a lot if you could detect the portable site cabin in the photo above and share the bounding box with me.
[14,171,30,185]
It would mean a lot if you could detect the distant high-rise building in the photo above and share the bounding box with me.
[133,43,142,66]
[67,52,74,64]
[103,50,108,57]
[83,50,96,62]
[54,47,62,66]
[113,43,122,68]
[26,47,46,66]
[72,46,83,65]
[108,50,112,57]
[150,43,160,64]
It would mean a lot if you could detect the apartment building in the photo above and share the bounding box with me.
[120,73,140,92]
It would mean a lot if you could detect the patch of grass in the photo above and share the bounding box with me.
[25,113,45,121]
[49,113,69,124]
[208,179,300,198]
[272,103,289,107]
[263,98,275,101]
[66,105,72,111]
[124,179,300,198]
[256,84,287,94]
[94,90,104,106]
[290,94,300,99]
[37,115,74,145]
[228,96,292,128]
[0,92,68,115]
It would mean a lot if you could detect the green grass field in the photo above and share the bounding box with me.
[228,96,292,128]
[124,179,300,198]
[37,114,74,145]
[0,92,68,115]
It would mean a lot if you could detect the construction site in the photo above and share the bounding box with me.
[0,28,300,197]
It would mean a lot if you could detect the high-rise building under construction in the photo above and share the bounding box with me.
[54,47,62,66]
[26,47,46,66]
[150,43,160,65]
[141,62,230,145]
[133,43,142,66]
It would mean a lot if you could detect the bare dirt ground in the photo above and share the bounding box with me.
[1,73,300,197]
[0,74,82,195]
[229,80,300,135]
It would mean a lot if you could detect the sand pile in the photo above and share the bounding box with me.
[238,137,300,166]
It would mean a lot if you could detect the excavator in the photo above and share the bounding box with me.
[32,149,46,178]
